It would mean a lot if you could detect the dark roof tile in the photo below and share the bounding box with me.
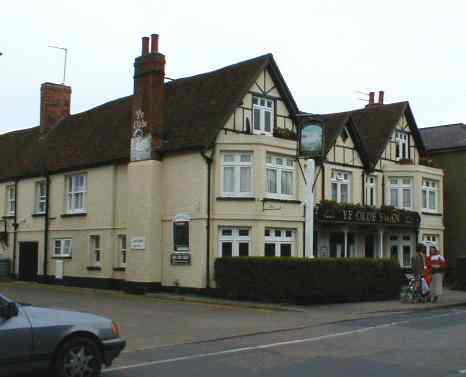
[420,123,466,152]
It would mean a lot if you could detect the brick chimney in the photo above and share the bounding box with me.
[132,34,166,158]
[378,90,384,104]
[40,83,71,133]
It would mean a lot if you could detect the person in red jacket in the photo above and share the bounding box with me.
[427,247,447,302]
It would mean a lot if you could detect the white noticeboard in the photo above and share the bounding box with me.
[131,237,146,250]
[55,259,64,280]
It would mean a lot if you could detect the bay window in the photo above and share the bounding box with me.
[222,152,253,197]
[264,228,295,257]
[219,227,250,257]
[331,171,351,203]
[266,154,295,199]
[252,96,274,135]
[389,177,413,210]
[66,174,87,213]
[422,179,438,212]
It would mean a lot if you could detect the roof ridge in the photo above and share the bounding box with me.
[420,123,466,130]
[168,53,272,84]
[0,125,40,139]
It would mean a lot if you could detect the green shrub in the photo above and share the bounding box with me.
[456,257,466,290]
[214,257,402,304]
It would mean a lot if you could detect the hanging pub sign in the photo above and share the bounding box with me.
[297,117,325,160]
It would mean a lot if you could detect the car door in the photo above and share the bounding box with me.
[0,295,33,377]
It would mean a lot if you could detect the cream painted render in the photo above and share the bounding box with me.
[0,68,444,289]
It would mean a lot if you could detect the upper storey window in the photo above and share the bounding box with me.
[331,171,352,204]
[5,184,15,216]
[252,96,273,135]
[222,152,253,197]
[395,130,409,160]
[66,174,87,214]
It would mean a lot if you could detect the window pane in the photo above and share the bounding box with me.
[403,246,411,266]
[238,243,249,257]
[222,242,232,257]
[253,97,258,105]
[253,108,261,130]
[281,171,293,195]
[331,183,338,201]
[391,245,399,259]
[266,169,277,193]
[238,229,249,237]
[280,243,292,257]
[422,190,427,209]
[223,167,235,192]
[391,189,398,207]
[240,154,251,162]
[402,189,411,208]
[429,191,436,210]
[265,243,275,257]
[402,178,411,185]
[222,229,232,236]
[264,111,271,132]
[224,154,234,163]
[340,184,349,203]
[265,229,270,237]
[275,229,281,237]
[285,230,292,238]
[240,167,251,193]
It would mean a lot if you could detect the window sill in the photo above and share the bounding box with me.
[61,212,87,218]
[87,266,101,271]
[2,215,14,219]
[52,256,72,259]
[262,197,301,204]
[113,267,126,272]
[421,211,442,217]
[217,196,255,201]
[32,213,46,218]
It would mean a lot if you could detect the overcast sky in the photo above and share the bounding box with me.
[1,0,465,135]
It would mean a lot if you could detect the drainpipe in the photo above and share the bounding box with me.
[201,150,213,290]
[12,180,18,278]
[43,174,50,280]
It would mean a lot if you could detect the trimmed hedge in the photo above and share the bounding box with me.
[215,257,402,304]
[456,257,466,290]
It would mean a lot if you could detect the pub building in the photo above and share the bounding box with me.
[310,99,444,268]
[0,35,443,291]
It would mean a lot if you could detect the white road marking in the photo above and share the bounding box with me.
[104,309,466,373]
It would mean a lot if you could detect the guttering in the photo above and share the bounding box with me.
[43,174,50,278]
[200,150,213,290]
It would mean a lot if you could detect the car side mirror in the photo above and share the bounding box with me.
[0,302,18,320]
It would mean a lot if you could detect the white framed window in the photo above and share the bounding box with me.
[365,175,377,207]
[173,221,190,252]
[117,235,127,267]
[422,234,440,255]
[219,227,250,257]
[331,171,351,203]
[422,179,438,212]
[395,130,409,160]
[252,96,274,135]
[389,234,412,267]
[264,228,295,257]
[89,235,102,267]
[222,152,253,197]
[66,174,87,213]
[34,181,47,214]
[54,239,72,258]
[5,184,15,216]
[389,177,413,210]
[265,154,295,199]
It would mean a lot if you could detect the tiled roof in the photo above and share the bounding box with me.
[420,123,466,152]
[0,54,298,182]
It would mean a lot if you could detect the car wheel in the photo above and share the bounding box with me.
[54,336,102,377]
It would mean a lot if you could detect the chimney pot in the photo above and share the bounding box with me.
[368,91,375,105]
[142,37,149,55]
[151,34,159,54]
[378,90,384,104]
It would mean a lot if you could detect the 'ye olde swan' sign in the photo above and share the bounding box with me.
[317,205,420,227]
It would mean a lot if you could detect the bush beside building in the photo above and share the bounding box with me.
[215,257,402,304]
